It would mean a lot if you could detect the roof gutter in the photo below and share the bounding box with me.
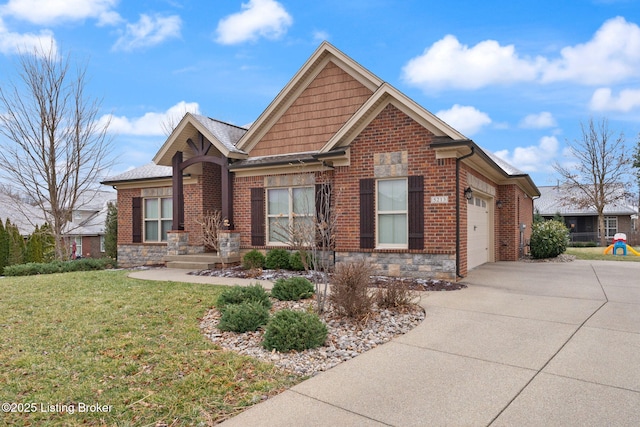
[456,145,475,278]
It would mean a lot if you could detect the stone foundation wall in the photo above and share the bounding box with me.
[219,232,240,258]
[117,244,167,267]
[336,251,456,280]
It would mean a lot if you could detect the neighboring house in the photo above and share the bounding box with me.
[0,192,45,235]
[64,190,117,258]
[102,42,540,280]
[534,185,639,245]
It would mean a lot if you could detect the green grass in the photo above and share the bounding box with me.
[0,270,300,426]
[566,246,640,262]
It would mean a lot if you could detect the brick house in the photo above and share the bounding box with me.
[102,42,539,280]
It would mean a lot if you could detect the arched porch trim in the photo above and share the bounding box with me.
[171,133,233,231]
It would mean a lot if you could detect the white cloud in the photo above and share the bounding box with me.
[589,87,640,112]
[542,16,640,85]
[402,35,543,90]
[112,14,181,52]
[215,0,292,45]
[494,136,559,173]
[402,17,640,90]
[435,104,491,136]
[0,0,121,26]
[519,112,557,129]
[0,17,57,56]
[99,101,200,136]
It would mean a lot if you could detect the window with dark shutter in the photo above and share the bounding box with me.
[359,179,375,249]
[132,197,142,243]
[408,175,424,250]
[251,188,265,246]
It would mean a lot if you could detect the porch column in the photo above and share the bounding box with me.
[172,151,185,230]
[221,162,234,229]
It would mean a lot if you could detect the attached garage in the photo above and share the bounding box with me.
[467,194,492,270]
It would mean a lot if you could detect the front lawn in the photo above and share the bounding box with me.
[0,270,300,426]
[566,246,640,262]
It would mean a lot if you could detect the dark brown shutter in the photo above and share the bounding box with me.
[359,179,375,249]
[132,197,142,243]
[251,188,265,246]
[408,175,424,250]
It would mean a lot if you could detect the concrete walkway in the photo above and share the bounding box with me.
[131,260,640,426]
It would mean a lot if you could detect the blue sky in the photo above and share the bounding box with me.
[1,0,639,187]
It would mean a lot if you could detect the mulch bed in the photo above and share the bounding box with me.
[189,265,467,292]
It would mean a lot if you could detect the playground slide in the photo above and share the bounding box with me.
[604,244,640,256]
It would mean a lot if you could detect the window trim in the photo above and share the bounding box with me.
[266,186,315,246]
[604,216,618,239]
[143,197,172,243]
[376,177,408,249]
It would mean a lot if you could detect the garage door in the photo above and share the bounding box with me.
[467,195,489,270]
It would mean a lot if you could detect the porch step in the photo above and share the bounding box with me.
[164,254,241,270]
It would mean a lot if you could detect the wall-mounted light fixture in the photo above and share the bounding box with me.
[464,187,473,200]
[496,200,503,209]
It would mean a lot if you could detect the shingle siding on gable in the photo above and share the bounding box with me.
[249,61,373,157]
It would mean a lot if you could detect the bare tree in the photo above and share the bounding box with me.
[0,44,114,259]
[553,118,632,246]
[270,168,336,313]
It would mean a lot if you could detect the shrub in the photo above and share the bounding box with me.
[3,257,116,276]
[265,249,290,270]
[215,284,272,311]
[289,251,312,271]
[374,280,417,310]
[262,309,327,352]
[329,259,373,319]
[242,249,265,270]
[271,277,315,301]
[217,301,270,333]
[529,220,569,259]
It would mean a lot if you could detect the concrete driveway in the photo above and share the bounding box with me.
[220,260,640,426]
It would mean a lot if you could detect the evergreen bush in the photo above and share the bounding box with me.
[3,258,116,276]
[217,301,270,333]
[215,284,272,311]
[271,277,315,301]
[242,249,265,270]
[529,220,569,259]
[289,251,312,271]
[265,248,291,270]
[262,309,327,352]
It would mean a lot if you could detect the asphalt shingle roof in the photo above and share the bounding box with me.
[534,185,638,216]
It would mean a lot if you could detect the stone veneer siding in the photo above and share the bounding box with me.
[117,244,167,268]
[337,251,457,280]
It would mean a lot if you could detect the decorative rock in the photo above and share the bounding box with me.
[200,298,425,377]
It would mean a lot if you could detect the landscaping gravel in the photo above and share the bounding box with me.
[196,267,466,377]
[200,298,426,377]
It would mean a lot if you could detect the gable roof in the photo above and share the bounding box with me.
[153,113,247,167]
[321,82,465,153]
[535,185,638,216]
[236,41,383,154]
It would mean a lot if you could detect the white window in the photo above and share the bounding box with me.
[267,186,314,245]
[377,178,407,248]
[604,216,617,239]
[144,197,172,242]
[100,235,105,253]
[73,236,82,258]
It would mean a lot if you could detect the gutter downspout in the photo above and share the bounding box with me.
[456,146,475,278]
